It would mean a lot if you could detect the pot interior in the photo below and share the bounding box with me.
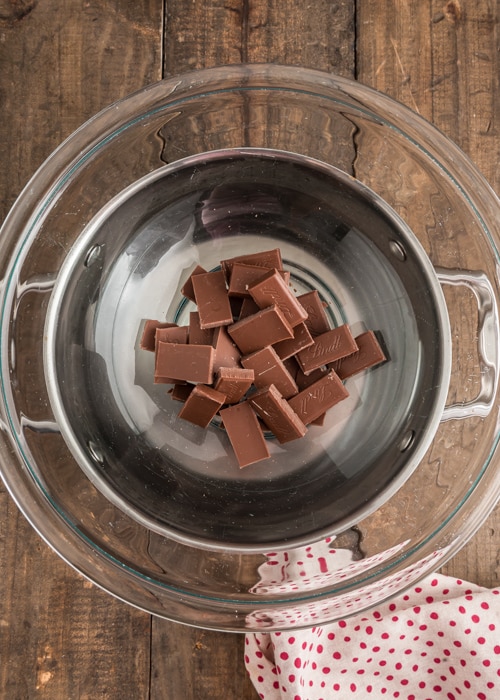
[44,148,450,549]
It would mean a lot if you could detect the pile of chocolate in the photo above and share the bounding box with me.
[140,248,386,468]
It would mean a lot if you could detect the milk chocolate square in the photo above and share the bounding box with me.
[249,384,307,444]
[220,248,283,281]
[241,345,298,399]
[228,262,290,298]
[191,269,233,329]
[297,290,331,336]
[178,384,226,428]
[228,305,294,355]
[214,367,254,404]
[272,322,314,360]
[248,268,308,328]
[181,264,207,302]
[156,324,189,345]
[140,320,176,352]
[330,330,386,379]
[288,370,349,425]
[212,325,241,372]
[189,311,214,345]
[155,341,214,384]
[296,325,358,375]
[220,402,270,468]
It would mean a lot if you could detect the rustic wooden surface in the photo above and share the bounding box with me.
[0,0,499,697]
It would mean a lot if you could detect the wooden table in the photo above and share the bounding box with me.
[1,1,499,697]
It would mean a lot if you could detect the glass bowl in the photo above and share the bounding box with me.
[0,64,499,631]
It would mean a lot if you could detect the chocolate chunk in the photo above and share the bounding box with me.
[238,296,260,320]
[298,290,331,336]
[228,305,294,355]
[241,345,298,399]
[169,383,194,402]
[249,384,307,444]
[191,269,233,329]
[178,384,226,428]
[220,248,283,281]
[228,262,290,298]
[155,341,214,384]
[288,370,349,425]
[140,320,176,352]
[272,321,314,360]
[296,325,358,375]
[214,367,254,404]
[189,311,214,345]
[156,324,189,345]
[330,330,386,379]
[295,364,329,391]
[220,401,271,468]
[181,264,207,302]
[248,268,308,328]
[212,325,241,372]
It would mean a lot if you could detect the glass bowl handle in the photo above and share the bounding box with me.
[436,268,500,421]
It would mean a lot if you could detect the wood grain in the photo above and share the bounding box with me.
[357,0,500,588]
[1,0,500,698]
[0,2,161,699]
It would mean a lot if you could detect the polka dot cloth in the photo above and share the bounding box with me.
[245,574,500,699]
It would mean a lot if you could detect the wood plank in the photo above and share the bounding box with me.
[356,0,500,588]
[0,1,162,698]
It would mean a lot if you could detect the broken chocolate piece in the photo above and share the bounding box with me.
[241,345,298,399]
[155,341,214,384]
[220,401,271,468]
[212,325,241,372]
[248,268,308,328]
[191,269,233,329]
[178,384,226,428]
[238,296,260,320]
[288,370,349,425]
[296,324,358,375]
[214,367,254,404]
[249,384,307,444]
[228,262,290,298]
[298,290,331,336]
[189,311,214,345]
[180,264,207,302]
[140,320,176,352]
[170,383,195,402]
[273,321,314,360]
[228,305,294,355]
[220,248,283,281]
[156,324,189,345]
[330,330,386,380]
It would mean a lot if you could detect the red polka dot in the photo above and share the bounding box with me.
[350,683,357,692]
[317,644,323,653]
[471,614,480,623]
[280,652,289,660]
[333,651,341,660]
[430,612,439,620]
[481,601,490,610]
[322,666,331,674]
[327,632,335,640]
[458,605,466,614]
[478,636,486,645]
[426,596,434,604]
[288,674,295,682]
[294,657,302,668]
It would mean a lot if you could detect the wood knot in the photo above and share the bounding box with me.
[0,0,38,23]
[443,0,462,24]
